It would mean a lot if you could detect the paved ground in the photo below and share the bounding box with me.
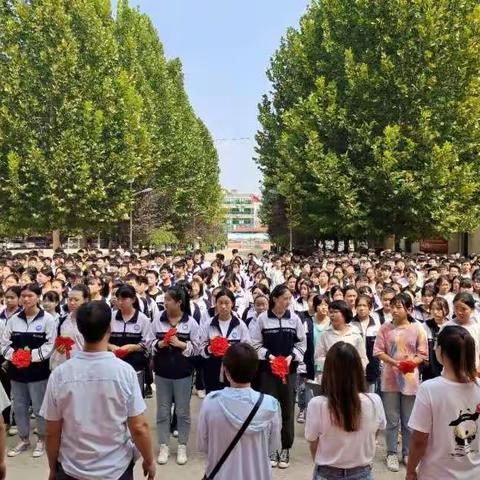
[5,395,405,480]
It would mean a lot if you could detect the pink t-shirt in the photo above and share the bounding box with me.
[373,321,428,395]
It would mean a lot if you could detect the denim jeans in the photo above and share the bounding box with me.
[56,461,134,480]
[313,465,372,480]
[382,391,415,456]
[11,379,48,440]
[155,375,192,445]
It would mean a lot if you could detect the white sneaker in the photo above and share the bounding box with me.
[32,440,45,458]
[8,425,18,436]
[157,444,169,465]
[177,444,187,465]
[8,440,30,457]
[270,451,279,468]
[386,454,400,472]
[278,449,290,469]
[197,390,206,399]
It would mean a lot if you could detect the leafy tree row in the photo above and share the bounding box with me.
[0,0,223,248]
[256,0,480,250]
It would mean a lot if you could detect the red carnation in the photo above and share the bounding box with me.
[12,349,32,369]
[163,327,177,345]
[398,360,417,375]
[55,336,75,359]
[210,337,230,357]
[271,356,289,384]
[114,348,129,359]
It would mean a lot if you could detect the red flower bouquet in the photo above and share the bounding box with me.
[114,348,129,359]
[12,349,31,369]
[398,360,417,375]
[55,336,75,359]
[210,337,230,357]
[163,328,177,345]
[271,356,289,384]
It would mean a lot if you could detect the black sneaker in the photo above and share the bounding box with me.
[278,449,290,469]
[270,451,279,468]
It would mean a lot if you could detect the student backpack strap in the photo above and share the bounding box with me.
[203,393,264,480]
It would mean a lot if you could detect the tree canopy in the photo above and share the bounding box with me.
[256,0,480,249]
[0,0,223,247]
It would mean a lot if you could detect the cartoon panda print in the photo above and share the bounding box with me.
[449,408,480,457]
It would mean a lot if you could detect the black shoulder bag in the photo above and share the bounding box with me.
[203,393,264,480]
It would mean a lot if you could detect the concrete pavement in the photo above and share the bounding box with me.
[5,395,405,480]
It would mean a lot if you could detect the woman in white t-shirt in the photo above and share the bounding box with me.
[407,325,480,480]
[306,342,386,480]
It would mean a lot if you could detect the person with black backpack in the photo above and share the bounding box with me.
[197,343,280,480]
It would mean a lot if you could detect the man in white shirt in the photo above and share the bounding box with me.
[40,301,155,480]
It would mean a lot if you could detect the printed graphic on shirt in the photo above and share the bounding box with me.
[449,406,480,457]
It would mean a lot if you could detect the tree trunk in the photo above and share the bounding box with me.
[383,235,395,251]
[52,230,61,251]
[80,235,88,250]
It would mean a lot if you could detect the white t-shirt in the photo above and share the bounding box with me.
[40,351,146,480]
[408,376,480,480]
[305,393,386,468]
[219,319,231,338]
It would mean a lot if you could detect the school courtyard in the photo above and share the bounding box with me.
[6,395,404,479]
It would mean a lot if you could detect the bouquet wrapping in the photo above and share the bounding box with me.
[12,349,31,369]
[55,336,75,359]
[163,328,177,345]
[114,348,129,359]
[398,360,416,375]
[271,356,289,384]
[210,337,230,357]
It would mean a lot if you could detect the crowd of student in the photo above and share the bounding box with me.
[0,247,479,479]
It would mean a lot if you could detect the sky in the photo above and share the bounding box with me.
[115,0,310,193]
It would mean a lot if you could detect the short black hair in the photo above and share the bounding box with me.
[77,301,112,343]
[223,343,258,383]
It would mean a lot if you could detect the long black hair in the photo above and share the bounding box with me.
[166,284,191,316]
[269,284,291,310]
[437,326,477,384]
[115,284,140,311]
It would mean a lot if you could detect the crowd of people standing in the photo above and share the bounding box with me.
[0,246,478,479]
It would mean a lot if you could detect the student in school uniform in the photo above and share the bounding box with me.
[1,283,57,459]
[199,289,251,394]
[151,285,200,466]
[50,284,90,370]
[146,270,164,310]
[108,285,153,395]
[351,294,381,392]
[250,284,307,470]
[0,286,21,434]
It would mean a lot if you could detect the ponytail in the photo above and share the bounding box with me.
[437,326,477,384]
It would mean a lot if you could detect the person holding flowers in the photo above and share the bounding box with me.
[251,284,307,470]
[50,284,90,370]
[373,292,428,473]
[151,285,200,467]
[1,283,57,459]
[199,289,250,394]
[108,285,152,394]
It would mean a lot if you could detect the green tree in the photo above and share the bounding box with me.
[0,0,149,245]
[257,0,480,247]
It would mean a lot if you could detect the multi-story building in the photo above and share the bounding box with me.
[223,189,261,231]
[223,189,269,251]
